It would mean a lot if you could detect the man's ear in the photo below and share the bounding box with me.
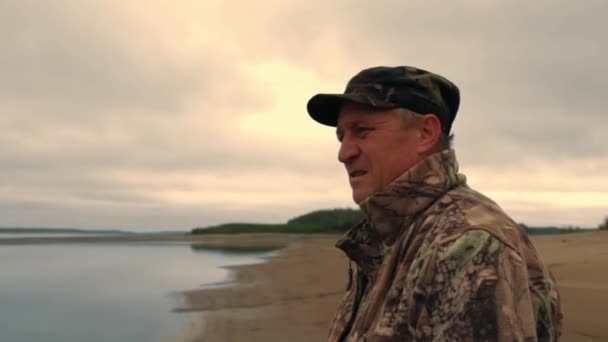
[416,114,442,154]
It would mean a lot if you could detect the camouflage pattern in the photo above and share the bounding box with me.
[329,150,562,342]
[307,66,460,134]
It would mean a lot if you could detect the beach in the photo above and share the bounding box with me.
[4,231,606,341]
[178,230,608,342]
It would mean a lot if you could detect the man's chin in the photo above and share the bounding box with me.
[351,190,371,205]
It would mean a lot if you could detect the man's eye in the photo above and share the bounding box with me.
[355,127,372,135]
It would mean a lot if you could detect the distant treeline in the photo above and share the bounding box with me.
[599,216,608,230]
[191,208,363,235]
[192,209,608,235]
[519,224,587,235]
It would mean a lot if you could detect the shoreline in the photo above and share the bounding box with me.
[176,235,348,342]
[177,231,608,342]
[4,231,608,341]
[0,233,314,248]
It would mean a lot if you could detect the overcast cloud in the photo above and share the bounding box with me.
[1,0,606,230]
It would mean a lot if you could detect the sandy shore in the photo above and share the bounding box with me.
[175,235,346,342]
[177,230,608,342]
[5,231,605,340]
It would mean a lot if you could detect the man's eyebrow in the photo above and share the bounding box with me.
[336,120,370,139]
[339,121,361,129]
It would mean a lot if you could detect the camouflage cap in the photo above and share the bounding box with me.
[307,66,460,134]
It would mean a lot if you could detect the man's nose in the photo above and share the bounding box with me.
[338,138,360,164]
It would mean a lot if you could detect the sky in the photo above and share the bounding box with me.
[1,0,606,231]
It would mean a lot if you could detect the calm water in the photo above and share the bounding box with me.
[0,233,123,238]
[0,242,276,342]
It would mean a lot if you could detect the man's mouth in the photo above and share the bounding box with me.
[349,170,367,178]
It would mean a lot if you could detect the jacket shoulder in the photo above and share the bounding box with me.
[426,185,528,253]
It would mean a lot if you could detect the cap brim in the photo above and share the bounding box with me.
[307,94,395,127]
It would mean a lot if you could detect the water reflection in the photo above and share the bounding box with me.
[190,244,283,255]
[0,242,277,342]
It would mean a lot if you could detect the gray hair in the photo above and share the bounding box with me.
[394,108,453,151]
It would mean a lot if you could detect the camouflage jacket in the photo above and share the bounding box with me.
[329,150,562,342]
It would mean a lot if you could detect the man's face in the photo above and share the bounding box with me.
[336,103,423,204]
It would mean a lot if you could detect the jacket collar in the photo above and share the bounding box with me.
[336,149,466,274]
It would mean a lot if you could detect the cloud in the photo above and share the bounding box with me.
[0,0,606,230]
[1,1,189,116]
[317,0,608,165]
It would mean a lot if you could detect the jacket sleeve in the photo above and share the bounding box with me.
[412,229,555,341]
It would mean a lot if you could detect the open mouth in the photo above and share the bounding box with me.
[349,170,367,178]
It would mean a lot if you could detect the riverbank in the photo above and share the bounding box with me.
[0,233,300,249]
[176,236,347,341]
[178,230,608,342]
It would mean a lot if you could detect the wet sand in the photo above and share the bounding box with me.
[178,230,608,342]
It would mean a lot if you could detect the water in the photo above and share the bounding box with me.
[0,242,276,342]
[0,233,122,239]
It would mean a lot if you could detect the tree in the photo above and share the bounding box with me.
[600,216,608,230]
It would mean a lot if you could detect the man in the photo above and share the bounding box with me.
[306,66,562,341]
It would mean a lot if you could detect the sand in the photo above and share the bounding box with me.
[5,231,605,340]
[175,235,346,342]
[178,230,608,342]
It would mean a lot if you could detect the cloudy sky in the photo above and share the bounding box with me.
[1,0,606,231]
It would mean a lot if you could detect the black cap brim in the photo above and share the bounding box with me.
[307,94,396,127]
